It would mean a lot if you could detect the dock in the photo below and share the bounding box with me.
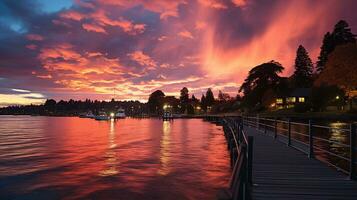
[246,125,357,199]
[212,116,357,200]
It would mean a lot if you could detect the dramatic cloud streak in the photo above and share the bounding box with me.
[0,0,356,105]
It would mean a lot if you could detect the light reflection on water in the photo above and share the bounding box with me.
[0,116,230,200]
[275,119,354,172]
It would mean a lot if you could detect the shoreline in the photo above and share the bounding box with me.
[1,112,356,121]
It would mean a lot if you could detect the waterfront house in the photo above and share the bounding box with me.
[275,88,311,109]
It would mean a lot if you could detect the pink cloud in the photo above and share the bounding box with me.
[198,0,228,9]
[178,30,194,39]
[232,0,247,7]
[97,0,187,19]
[91,10,146,34]
[128,51,157,69]
[82,23,107,34]
[60,11,85,21]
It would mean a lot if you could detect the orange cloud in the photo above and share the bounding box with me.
[198,0,228,9]
[37,43,128,94]
[82,23,107,34]
[60,10,85,21]
[97,0,187,19]
[178,30,194,39]
[128,51,157,69]
[232,0,247,7]
[59,9,146,34]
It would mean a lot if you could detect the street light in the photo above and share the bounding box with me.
[336,96,340,100]
[110,112,115,118]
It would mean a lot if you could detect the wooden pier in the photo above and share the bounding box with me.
[211,116,357,200]
[246,125,357,199]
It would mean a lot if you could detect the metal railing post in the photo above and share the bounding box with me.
[238,120,241,144]
[264,120,267,134]
[308,120,314,158]
[274,118,277,139]
[350,123,356,180]
[247,136,254,186]
[287,119,291,146]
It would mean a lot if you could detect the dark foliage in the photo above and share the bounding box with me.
[317,20,356,72]
[293,45,313,88]
[239,60,284,109]
[0,99,146,116]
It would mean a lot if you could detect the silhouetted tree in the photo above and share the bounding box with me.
[317,20,356,72]
[293,45,313,88]
[205,88,215,107]
[200,94,207,112]
[44,99,56,112]
[180,87,189,113]
[148,90,165,115]
[218,90,231,102]
[191,94,198,103]
[315,43,357,109]
[239,60,284,109]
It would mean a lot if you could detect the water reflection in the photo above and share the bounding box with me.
[0,116,230,200]
[99,119,119,177]
[329,122,348,144]
[158,121,171,175]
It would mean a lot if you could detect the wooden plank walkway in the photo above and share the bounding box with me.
[244,125,357,200]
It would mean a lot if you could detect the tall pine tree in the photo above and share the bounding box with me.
[205,88,215,107]
[317,32,333,72]
[317,20,356,73]
[293,45,313,88]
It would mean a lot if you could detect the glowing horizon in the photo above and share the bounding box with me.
[0,0,356,106]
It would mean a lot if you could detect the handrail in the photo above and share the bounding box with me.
[220,117,253,200]
[242,115,357,180]
[313,124,350,132]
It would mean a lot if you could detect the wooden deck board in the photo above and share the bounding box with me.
[244,125,357,200]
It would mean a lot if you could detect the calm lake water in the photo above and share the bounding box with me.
[0,116,230,200]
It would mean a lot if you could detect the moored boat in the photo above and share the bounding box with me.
[114,108,126,119]
[79,111,95,118]
[94,112,110,120]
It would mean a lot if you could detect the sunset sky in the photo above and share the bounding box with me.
[0,0,356,106]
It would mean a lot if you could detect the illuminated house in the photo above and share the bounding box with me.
[275,88,310,109]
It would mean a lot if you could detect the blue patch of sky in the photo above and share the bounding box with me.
[35,0,73,13]
[0,2,26,33]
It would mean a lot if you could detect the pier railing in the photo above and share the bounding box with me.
[220,117,254,200]
[242,115,357,180]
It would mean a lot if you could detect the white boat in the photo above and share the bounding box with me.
[115,108,126,119]
[79,111,95,118]
[95,112,110,120]
[86,111,95,118]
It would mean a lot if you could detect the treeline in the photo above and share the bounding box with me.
[146,87,241,115]
[0,99,146,116]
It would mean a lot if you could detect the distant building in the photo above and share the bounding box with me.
[275,88,311,109]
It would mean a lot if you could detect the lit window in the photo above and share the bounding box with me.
[276,98,283,104]
[299,97,305,103]
[287,97,296,103]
